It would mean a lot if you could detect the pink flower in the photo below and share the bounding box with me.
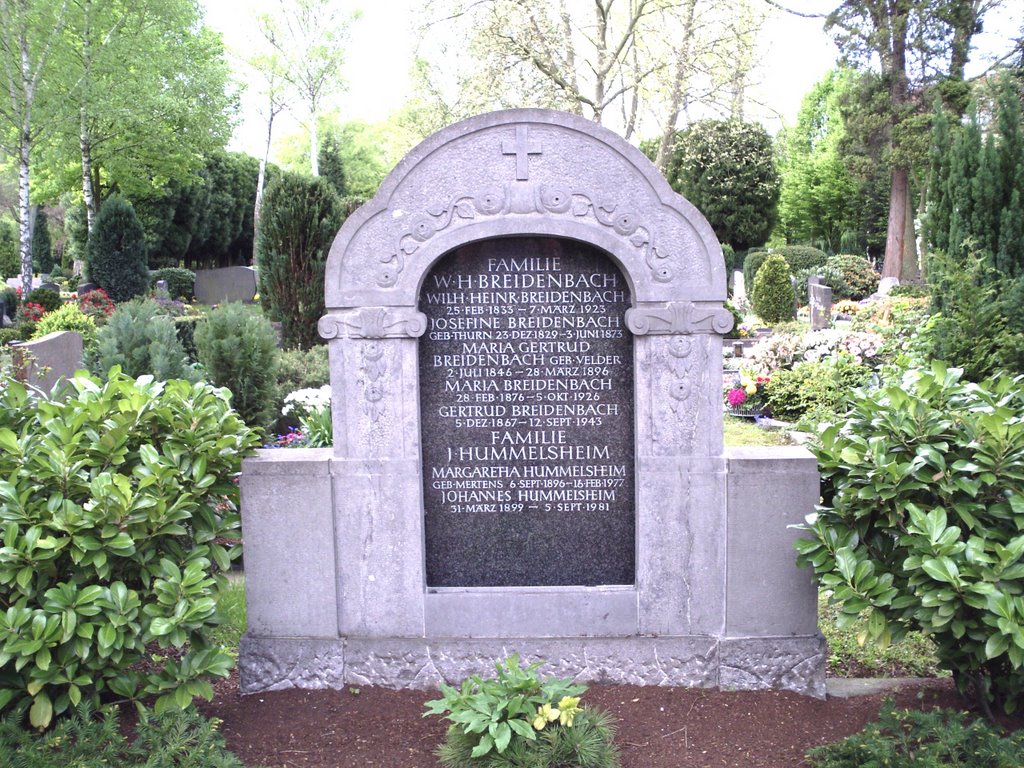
[727,388,747,407]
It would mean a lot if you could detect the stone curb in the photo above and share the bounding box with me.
[826,677,938,699]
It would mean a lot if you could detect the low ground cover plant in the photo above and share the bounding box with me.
[0,370,260,727]
[805,700,1024,767]
[0,702,244,767]
[424,655,620,768]
[798,362,1024,716]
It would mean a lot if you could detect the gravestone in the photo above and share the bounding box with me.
[808,276,833,330]
[194,266,257,305]
[239,109,824,696]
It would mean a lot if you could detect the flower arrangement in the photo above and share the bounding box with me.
[266,428,310,449]
[78,288,115,320]
[724,370,770,415]
[833,299,862,316]
[16,301,46,323]
[800,329,883,365]
[280,385,332,448]
[737,323,753,338]
[424,655,619,767]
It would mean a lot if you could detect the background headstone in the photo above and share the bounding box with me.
[194,266,257,305]
[808,277,833,330]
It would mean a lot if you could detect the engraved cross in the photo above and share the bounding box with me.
[502,125,542,180]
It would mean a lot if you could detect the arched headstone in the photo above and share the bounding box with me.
[240,110,824,696]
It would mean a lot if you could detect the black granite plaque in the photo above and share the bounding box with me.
[419,237,635,587]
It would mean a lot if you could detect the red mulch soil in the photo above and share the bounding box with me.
[197,670,1023,768]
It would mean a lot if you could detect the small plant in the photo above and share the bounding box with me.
[424,655,620,767]
[751,253,796,324]
[0,702,245,767]
[0,285,19,317]
[805,700,1024,767]
[825,254,879,300]
[194,302,279,427]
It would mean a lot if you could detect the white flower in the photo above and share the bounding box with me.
[283,385,331,416]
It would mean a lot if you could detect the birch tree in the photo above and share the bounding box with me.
[0,0,69,296]
[258,0,354,177]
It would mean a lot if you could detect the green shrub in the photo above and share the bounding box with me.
[0,286,17,318]
[425,655,620,768]
[85,196,149,303]
[0,371,259,727]
[751,254,795,324]
[31,209,53,275]
[0,219,18,280]
[806,701,1024,767]
[743,246,828,290]
[90,299,200,382]
[0,703,245,766]
[720,242,735,274]
[888,283,929,298]
[826,254,879,300]
[256,173,344,349]
[174,316,201,362]
[0,322,36,346]
[764,357,872,422]
[276,344,330,395]
[722,301,744,339]
[798,362,1024,715]
[29,302,98,353]
[25,287,61,313]
[194,302,279,427]
[151,267,196,301]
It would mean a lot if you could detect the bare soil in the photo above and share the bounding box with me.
[198,671,1021,767]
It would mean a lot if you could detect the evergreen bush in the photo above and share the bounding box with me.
[194,302,279,427]
[25,287,61,313]
[151,267,196,301]
[85,196,149,302]
[0,286,17,317]
[30,302,99,353]
[763,357,872,421]
[826,254,879,300]
[256,173,343,349]
[174,316,201,362]
[751,254,796,324]
[0,372,259,727]
[30,209,53,274]
[806,701,1024,767]
[90,299,200,382]
[744,246,829,290]
[0,219,18,279]
[798,362,1024,715]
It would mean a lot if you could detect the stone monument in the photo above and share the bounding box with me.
[239,109,824,696]
[808,276,833,331]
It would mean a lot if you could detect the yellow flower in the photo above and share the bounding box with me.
[533,703,560,730]
[557,696,582,727]
[744,383,757,395]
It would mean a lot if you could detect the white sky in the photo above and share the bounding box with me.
[202,0,1021,160]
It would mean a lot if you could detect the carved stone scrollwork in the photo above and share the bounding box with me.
[625,302,735,336]
[376,181,694,288]
[319,307,428,340]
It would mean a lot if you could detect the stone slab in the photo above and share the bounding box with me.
[11,331,83,393]
[194,266,257,305]
[719,636,827,698]
[424,587,637,637]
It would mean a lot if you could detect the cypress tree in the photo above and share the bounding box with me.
[970,134,1000,259]
[927,100,953,255]
[946,108,981,260]
[30,209,53,274]
[86,196,149,302]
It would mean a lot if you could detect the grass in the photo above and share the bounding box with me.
[723,415,790,446]
[818,592,945,678]
[210,576,247,654]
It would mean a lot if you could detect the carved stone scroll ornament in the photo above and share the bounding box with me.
[375,182,689,288]
[626,302,734,336]
[318,307,428,340]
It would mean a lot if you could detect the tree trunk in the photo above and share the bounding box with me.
[310,107,319,177]
[18,127,32,297]
[882,165,909,279]
[653,0,696,174]
[253,110,276,261]
[81,111,96,232]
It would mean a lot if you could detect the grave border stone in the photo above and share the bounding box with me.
[239,109,825,697]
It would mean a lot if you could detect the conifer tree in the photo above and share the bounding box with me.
[30,209,53,274]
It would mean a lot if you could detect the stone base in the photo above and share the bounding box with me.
[239,633,826,698]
